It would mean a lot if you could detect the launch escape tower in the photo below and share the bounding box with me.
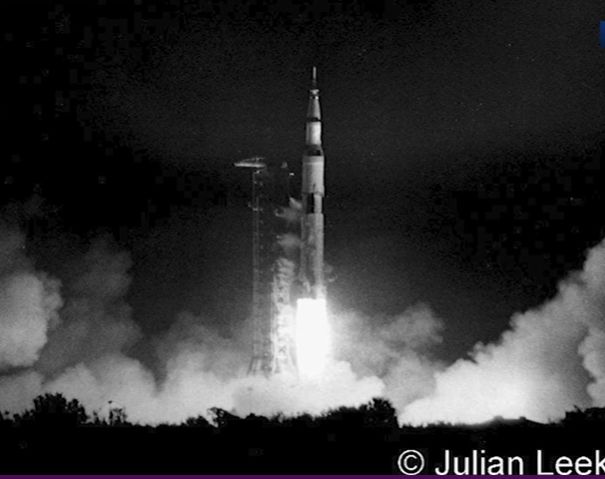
[239,67,326,376]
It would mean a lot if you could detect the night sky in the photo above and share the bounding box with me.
[1,0,604,362]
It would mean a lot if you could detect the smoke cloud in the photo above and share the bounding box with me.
[330,304,445,413]
[400,239,605,425]
[4,222,605,426]
[0,228,382,423]
[37,239,141,376]
[0,229,62,370]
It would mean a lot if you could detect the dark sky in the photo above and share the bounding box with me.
[1,0,604,361]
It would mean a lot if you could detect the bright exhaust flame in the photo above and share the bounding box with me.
[295,298,331,378]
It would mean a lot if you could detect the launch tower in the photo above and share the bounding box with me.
[236,158,297,376]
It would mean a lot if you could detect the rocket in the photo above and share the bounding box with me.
[299,66,326,300]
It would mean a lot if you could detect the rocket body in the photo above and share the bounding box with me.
[300,67,326,300]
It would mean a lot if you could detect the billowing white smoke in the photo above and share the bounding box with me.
[0,229,62,370]
[39,326,383,423]
[401,239,605,425]
[232,360,383,417]
[0,236,145,416]
[0,370,44,412]
[0,230,383,423]
[37,240,141,377]
[6,224,605,426]
[331,304,445,412]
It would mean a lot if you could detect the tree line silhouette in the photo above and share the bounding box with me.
[0,393,603,473]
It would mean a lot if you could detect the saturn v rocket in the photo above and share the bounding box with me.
[242,67,327,377]
[299,66,326,300]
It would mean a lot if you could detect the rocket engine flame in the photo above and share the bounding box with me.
[295,298,331,379]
